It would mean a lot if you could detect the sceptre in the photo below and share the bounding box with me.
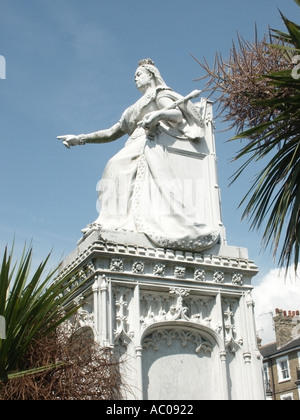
[138,89,202,137]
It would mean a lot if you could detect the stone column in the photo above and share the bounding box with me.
[100,274,109,346]
[92,276,99,341]
[133,284,143,399]
[216,291,229,399]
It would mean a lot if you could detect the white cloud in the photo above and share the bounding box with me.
[252,267,300,345]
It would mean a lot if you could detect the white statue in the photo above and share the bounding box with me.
[58,59,219,251]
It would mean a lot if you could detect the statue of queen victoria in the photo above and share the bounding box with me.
[58,59,219,251]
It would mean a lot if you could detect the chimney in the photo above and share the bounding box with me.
[274,309,300,348]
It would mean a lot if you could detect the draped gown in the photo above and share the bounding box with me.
[92,87,219,251]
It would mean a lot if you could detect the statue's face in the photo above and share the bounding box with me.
[134,66,153,93]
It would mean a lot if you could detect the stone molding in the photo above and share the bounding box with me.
[58,233,258,290]
[57,233,265,400]
[142,327,214,355]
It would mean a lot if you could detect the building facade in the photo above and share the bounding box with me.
[260,309,300,400]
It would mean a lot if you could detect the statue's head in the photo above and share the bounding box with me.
[137,58,168,88]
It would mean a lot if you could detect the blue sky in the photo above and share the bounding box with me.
[1,0,300,343]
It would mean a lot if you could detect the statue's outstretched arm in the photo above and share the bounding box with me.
[57,122,125,149]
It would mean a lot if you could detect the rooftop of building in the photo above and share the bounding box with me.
[260,336,300,359]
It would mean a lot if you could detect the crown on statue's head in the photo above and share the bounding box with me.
[138,58,155,67]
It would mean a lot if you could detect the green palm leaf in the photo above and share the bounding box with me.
[225,4,300,271]
[0,244,85,383]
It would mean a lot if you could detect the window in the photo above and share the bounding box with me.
[263,363,269,381]
[280,392,293,400]
[263,362,272,398]
[277,356,291,382]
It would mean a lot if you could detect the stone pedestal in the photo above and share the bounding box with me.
[58,98,265,399]
[58,229,265,400]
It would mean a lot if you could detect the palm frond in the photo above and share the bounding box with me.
[0,244,86,382]
[195,3,300,271]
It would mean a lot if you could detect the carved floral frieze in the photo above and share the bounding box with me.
[76,307,95,330]
[222,297,243,353]
[110,258,124,272]
[140,288,220,334]
[132,260,145,274]
[61,296,95,338]
[153,263,165,276]
[113,286,134,346]
[143,328,214,355]
[213,270,225,283]
[194,268,206,282]
[232,272,243,285]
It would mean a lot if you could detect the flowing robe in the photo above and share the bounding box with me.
[93,87,219,251]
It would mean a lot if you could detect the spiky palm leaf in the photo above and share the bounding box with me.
[230,6,300,270]
[0,244,84,383]
[196,2,300,271]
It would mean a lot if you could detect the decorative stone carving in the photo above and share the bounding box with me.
[59,229,259,282]
[110,258,124,272]
[232,272,243,285]
[223,298,242,353]
[139,288,221,335]
[168,288,190,320]
[86,259,95,276]
[76,308,95,330]
[132,260,145,274]
[61,297,95,338]
[143,328,213,355]
[174,266,186,279]
[153,263,165,276]
[113,286,134,346]
[213,270,225,283]
[73,294,84,307]
[194,268,206,282]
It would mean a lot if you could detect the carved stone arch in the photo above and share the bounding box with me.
[141,321,223,400]
[141,320,222,350]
